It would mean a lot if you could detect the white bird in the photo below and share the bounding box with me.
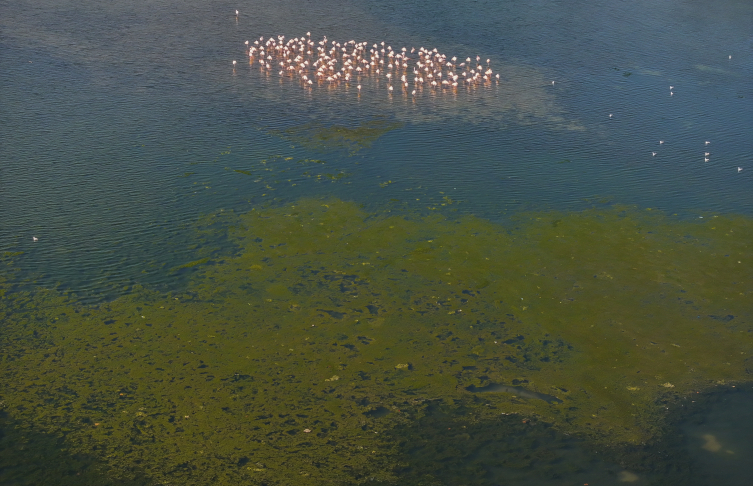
[704,152,710,156]
[669,86,673,90]
[728,55,731,59]
[32,236,38,242]
[235,10,238,16]
[411,90,416,95]
[659,140,664,144]
[704,158,709,162]
[738,167,743,172]
[652,152,656,156]
[357,84,361,90]
[551,80,555,85]
[705,141,710,145]
[609,114,613,118]
[232,60,237,67]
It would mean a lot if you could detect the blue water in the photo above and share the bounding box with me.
[2,0,751,296]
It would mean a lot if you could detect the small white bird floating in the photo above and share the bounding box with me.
[32,236,38,242]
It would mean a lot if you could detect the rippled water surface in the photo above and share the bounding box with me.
[2,0,751,294]
[1,0,752,484]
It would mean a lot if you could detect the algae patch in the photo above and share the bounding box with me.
[465,383,563,403]
[173,257,209,271]
[268,118,403,154]
[1,198,751,485]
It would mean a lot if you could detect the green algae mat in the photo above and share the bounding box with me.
[1,198,751,484]
[267,119,404,155]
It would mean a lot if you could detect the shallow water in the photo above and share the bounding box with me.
[679,389,753,486]
[2,0,751,296]
[1,0,752,484]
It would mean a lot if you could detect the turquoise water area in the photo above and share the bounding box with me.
[1,0,751,484]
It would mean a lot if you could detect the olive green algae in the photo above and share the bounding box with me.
[268,119,404,154]
[1,199,751,484]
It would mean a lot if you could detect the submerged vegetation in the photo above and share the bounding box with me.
[1,198,751,484]
[268,118,404,154]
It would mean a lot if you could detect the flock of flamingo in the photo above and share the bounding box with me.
[228,16,743,174]
[233,31,499,96]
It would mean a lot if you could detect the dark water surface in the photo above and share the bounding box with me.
[1,0,752,484]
